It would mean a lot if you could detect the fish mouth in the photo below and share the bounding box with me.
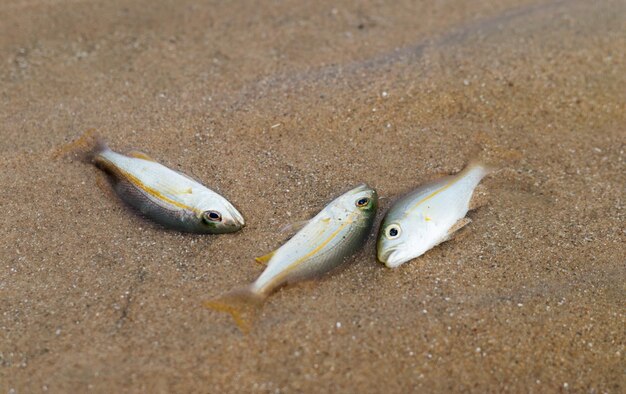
[226,204,245,228]
[377,248,406,268]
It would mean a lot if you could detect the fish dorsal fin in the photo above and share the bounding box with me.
[255,250,277,266]
[278,219,311,234]
[128,150,157,162]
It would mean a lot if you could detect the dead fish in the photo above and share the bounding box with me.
[377,160,493,268]
[58,133,245,233]
[205,184,378,332]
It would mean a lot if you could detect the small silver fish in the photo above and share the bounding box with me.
[66,135,245,233]
[205,184,378,332]
[377,161,493,268]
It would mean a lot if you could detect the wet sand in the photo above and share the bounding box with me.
[1,0,624,392]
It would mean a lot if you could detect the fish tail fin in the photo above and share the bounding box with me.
[464,159,497,211]
[203,286,265,333]
[51,129,109,162]
[471,131,523,166]
[465,158,498,179]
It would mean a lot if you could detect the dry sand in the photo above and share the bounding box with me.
[1,0,624,392]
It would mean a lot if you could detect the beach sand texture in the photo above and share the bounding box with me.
[1,0,624,392]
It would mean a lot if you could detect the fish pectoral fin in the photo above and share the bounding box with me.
[165,186,193,195]
[254,250,276,265]
[155,180,194,196]
[278,220,310,234]
[128,150,157,162]
[447,217,472,239]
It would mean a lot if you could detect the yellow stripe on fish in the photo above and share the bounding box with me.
[118,166,200,214]
[265,218,353,291]
[378,160,494,268]
[204,184,378,333]
[56,133,245,234]
[407,177,458,214]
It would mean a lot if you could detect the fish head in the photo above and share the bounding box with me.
[334,183,378,220]
[199,198,245,233]
[377,212,422,268]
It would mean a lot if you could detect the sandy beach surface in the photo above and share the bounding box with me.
[1,0,624,392]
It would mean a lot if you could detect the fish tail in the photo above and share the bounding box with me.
[51,129,109,161]
[465,158,497,179]
[463,159,497,211]
[472,131,523,165]
[203,286,265,333]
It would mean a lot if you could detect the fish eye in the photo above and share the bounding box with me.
[355,197,370,207]
[203,210,222,223]
[385,224,401,239]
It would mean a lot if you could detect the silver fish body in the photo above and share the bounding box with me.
[205,184,377,331]
[377,161,492,268]
[94,146,244,233]
[251,184,378,295]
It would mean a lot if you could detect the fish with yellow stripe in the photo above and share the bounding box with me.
[63,134,246,233]
[204,184,377,332]
[377,160,494,268]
